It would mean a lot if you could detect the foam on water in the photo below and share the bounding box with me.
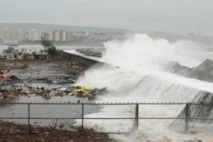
[75,34,213,141]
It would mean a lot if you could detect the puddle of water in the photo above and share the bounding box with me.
[8,62,70,80]
[0,94,100,129]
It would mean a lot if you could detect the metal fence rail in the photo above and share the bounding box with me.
[0,102,212,134]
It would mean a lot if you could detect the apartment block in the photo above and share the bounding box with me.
[28,29,42,41]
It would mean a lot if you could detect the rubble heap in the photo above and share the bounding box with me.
[0,85,107,101]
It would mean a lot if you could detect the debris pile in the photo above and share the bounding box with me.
[0,85,107,101]
[68,86,107,100]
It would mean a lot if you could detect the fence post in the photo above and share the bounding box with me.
[28,103,31,134]
[82,104,84,131]
[185,103,190,133]
[135,104,139,130]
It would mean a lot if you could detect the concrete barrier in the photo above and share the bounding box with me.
[62,51,117,68]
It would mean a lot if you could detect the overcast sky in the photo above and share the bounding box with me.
[0,0,213,35]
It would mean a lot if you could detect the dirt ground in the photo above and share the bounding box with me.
[0,118,113,142]
[0,131,112,142]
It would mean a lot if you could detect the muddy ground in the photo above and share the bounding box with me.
[0,60,90,101]
[0,121,112,142]
[0,60,113,142]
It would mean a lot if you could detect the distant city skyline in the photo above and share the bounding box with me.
[0,28,76,42]
[0,27,126,42]
[0,0,213,35]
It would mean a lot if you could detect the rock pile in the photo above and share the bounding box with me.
[164,59,213,83]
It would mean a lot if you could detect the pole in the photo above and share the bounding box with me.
[82,104,84,131]
[135,104,139,130]
[28,103,31,133]
[185,103,190,133]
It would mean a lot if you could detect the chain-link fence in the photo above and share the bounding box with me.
[0,102,212,134]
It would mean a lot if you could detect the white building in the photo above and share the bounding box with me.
[53,30,60,41]
[0,28,11,41]
[49,30,60,41]
[60,31,67,41]
[5,28,17,41]
[49,30,71,41]
[9,28,16,41]
[2,46,19,60]
[49,31,54,41]
[16,29,27,41]
[28,29,42,41]
[0,28,27,42]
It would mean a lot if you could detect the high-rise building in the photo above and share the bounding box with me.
[60,31,67,41]
[8,28,16,41]
[28,29,42,41]
[0,28,27,41]
[53,30,60,41]
[49,31,54,41]
[49,30,66,41]
[1,28,8,41]
[16,29,27,41]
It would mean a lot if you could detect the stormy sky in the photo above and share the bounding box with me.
[0,0,213,35]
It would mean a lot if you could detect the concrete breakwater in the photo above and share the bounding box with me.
[61,51,117,68]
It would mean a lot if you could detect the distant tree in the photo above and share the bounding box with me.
[47,46,57,57]
[41,40,52,51]
[41,38,57,56]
